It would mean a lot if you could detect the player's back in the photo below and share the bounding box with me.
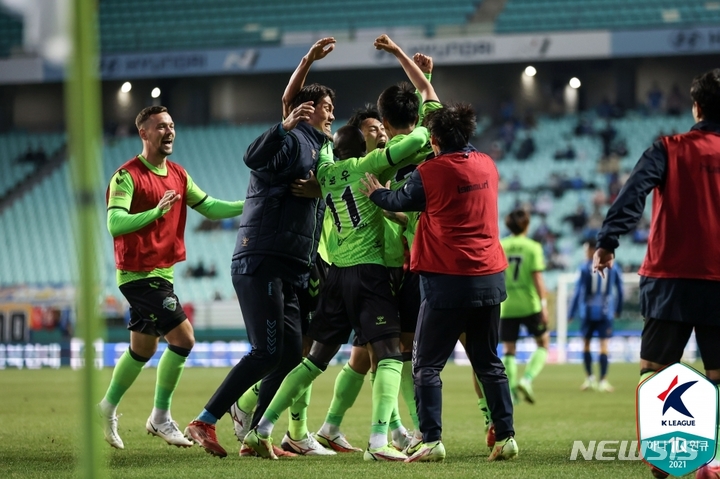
[318,154,386,268]
[500,234,545,318]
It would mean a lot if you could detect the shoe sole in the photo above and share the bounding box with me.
[147,430,193,448]
[364,451,407,462]
[405,449,445,463]
[184,430,227,458]
[316,435,362,453]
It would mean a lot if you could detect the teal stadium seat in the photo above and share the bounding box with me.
[97,0,482,52]
[496,0,719,33]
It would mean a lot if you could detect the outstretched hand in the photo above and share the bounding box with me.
[307,37,336,62]
[413,53,433,74]
[290,171,322,198]
[359,172,389,197]
[592,247,615,278]
[373,34,401,55]
[158,190,181,211]
[282,101,314,132]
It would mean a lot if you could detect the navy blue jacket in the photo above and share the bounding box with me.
[232,121,328,285]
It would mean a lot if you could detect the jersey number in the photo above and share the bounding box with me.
[508,255,523,281]
[325,186,362,233]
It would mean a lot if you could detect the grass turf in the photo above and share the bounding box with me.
[0,361,704,478]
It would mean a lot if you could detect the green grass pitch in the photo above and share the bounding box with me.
[0,362,703,478]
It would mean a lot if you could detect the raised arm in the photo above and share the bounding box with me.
[374,34,439,103]
[282,37,336,118]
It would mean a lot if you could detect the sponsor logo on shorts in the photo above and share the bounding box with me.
[162,296,177,312]
[376,316,386,325]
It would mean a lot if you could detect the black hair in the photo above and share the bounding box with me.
[135,105,168,130]
[348,103,381,129]
[690,69,720,122]
[505,209,530,235]
[333,125,365,160]
[377,82,419,130]
[289,83,336,111]
[424,102,476,151]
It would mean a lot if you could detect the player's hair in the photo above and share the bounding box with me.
[289,83,336,111]
[690,68,720,122]
[505,209,530,235]
[347,103,381,129]
[333,125,365,160]
[377,82,419,130]
[135,105,168,130]
[424,102,476,151]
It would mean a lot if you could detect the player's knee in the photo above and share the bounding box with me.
[370,335,401,361]
[415,367,442,387]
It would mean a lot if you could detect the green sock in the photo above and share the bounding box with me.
[288,384,312,440]
[370,358,403,436]
[325,363,365,427]
[154,348,187,410]
[401,360,419,430]
[502,354,517,391]
[264,358,323,426]
[103,350,146,406]
[475,377,490,429]
[524,347,548,381]
[370,370,402,431]
[237,380,261,412]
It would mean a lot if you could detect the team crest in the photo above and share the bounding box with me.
[242,236,249,246]
[162,296,177,312]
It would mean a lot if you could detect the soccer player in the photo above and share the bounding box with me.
[568,238,623,392]
[242,96,432,460]
[184,46,336,456]
[361,101,517,463]
[362,35,517,464]
[499,209,549,405]
[594,68,720,479]
[97,105,244,449]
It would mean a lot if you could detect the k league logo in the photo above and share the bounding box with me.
[637,363,718,476]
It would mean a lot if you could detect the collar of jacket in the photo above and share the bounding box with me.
[691,120,720,134]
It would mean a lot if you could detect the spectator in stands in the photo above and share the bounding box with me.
[666,83,685,116]
[508,174,522,192]
[554,143,576,160]
[563,205,588,232]
[607,172,622,204]
[599,121,616,158]
[499,120,516,152]
[515,132,536,160]
[631,217,650,244]
[569,171,585,190]
[574,117,594,136]
[533,192,553,217]
[488,141,504,161]
[646,82,664,114]
[594,69,720,479]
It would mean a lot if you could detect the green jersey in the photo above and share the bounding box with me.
[500,235,546,318]
[403,211,420,250]
[383,218,405,268]
[317,126,429,267]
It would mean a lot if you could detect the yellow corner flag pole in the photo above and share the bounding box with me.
[66,0,105,477]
